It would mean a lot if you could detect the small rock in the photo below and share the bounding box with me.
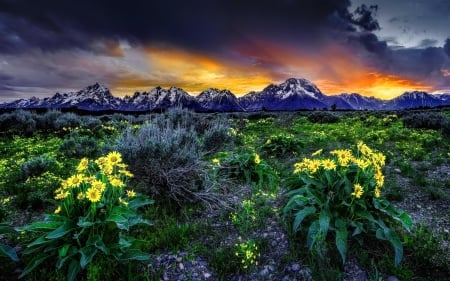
[291,263,301,271]
[203,272,212,279]
[178,263,184,270]
[386,276,400,281]
[259,268,270,277]
[394,168,401,173]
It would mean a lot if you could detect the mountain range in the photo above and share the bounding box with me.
[1,78,450,111]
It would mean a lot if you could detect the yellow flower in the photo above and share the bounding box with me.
[91,180,106,193]
[321,159,336,170]
[311,149,323,156]
[54,190,70,200]
[119,169,134,178]
[76,158,89,172]
[374,169,384,187]
[254,153,261,165]
[374,187,381,198]
[95,157,113,175]
[66,174,84,188]
[294,161,308,174]
[308,159,321,174]
[353,158,370,169]
[331,149,353,167]
[107,151,122,165]
[77,193,85,200]
[351,183,364,199]
[212,158,221,166]
[119,197,128,206]
[357,141,373,157]
[54,206,61,214]
[86,187,101,203]
[110,177,124,188]
[126,190,136,198]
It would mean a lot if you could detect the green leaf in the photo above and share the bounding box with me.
[0,244,19,261]
[335,225,348,264]
[79,246,98,268]
[19,253,49,278]
[87,235,108,254]
[56,247,78,269]
[319,210,330,236]
[385,230,404,266]
[128,196,154,210]
[118,249,150,262]
[58,244,71,257]
[67,259,81,281]
[292,206,316,233]
[45,222,74,239]
[306,220,320,248]
[19,220,62,232]
[397,211,413,231]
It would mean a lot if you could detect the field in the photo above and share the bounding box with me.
[0,109,449,281]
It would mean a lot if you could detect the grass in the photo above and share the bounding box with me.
[1,109,450,280]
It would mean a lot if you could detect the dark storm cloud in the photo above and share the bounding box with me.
[444,38,450,58]
[0,0,378,54]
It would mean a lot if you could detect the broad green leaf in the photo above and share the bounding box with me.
[118,249,150,261]
[58,244,71,257]
[87,235,108,254]
[319,210,330,236]
[0,244,19,261]
[128,196,155,210]
[386,230,403,266]
[26,235,49,248]
[19,221,62,232]
[67,259,81,281]
[56,247,78,269]
[306,220,320,248]
[19,253,49,278]
[80,246,98,268]
[335,226,348,264]
[46,222,74,239]
[398,212,413,231]
[293,206,316,233]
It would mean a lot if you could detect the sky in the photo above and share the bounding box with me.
[0,0,449,102]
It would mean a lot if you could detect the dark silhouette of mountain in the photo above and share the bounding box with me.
[1,79,450,111]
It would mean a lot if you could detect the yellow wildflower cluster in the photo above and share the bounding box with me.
[293,142,386,199]
[53,152,136,213]
[235,240,259,269]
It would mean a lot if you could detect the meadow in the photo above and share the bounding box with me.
[0,109,449,281]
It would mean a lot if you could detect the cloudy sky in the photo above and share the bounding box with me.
[0,0,449,101]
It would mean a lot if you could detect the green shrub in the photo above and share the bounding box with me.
[0,110,37,136]
[307,111,340,124]
[20,155,57,180]
[19,153,153,281]
[402,112,448,130]
[114,122,210,204]
[54,113,81,130]
[261,133,304,157]
[283,142,413,266]
[59,134,101,158]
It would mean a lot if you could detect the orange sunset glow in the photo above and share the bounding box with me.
[111,43,434,99]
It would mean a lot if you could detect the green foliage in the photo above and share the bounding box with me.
[58,134,102,158]
[307,111,340,124]
[234,238,260,270]
[216,151,279,192]
[261,133,304,157]
[19,153,153,281]
[283,142,413,266]
[20,155,58,180]
[402,112,448,130]
[114,112,230,205]
[0,222,19,261]
[0,110,36,136]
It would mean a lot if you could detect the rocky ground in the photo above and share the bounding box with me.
[145,162,450,281]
